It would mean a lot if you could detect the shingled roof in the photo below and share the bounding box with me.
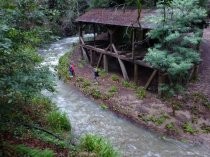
[76,8,157,29]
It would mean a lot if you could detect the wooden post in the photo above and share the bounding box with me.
[145,70,158,90]
[112,44,129,81]
[103,54,108,72]
[97,54,103,68]
[132,29,135,60]
[158,71,163,96]
[79,24,84,60]
[90,50,93,66]
[134,64,138,84]
[93,24,96,47]
[108,29,113,52]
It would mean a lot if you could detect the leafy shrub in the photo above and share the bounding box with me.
[58,51,71,80]
[111,74,120,82]
[135,87,146,99]
[46,111,71,132]
[82,80,91,88]
[148,114,169,125]
[160,83,184,98]
[165,122,176,131]
[108,86,118,93]
[100,104,109,110]
[90,88,102,99]
[79,134,119,157]
[182,122,197,134]
[76,77,85,82]
[122,81,136,89]
[99,69,108,77]
[16,145,55,157]
[144,0,207,94]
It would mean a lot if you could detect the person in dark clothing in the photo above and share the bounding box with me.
[69,64,75,78]
[94,68,99,82]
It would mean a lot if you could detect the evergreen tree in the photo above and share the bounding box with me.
[144,0,207,96]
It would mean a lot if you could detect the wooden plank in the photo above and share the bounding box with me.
[80,37,85,45]
[145,70,158,89]
[134,64,138,84]
[132,29,135,60]
[90,50,93,66]
[188,66,195,82]
[80,44,152,68]
[112,44,129,81]
[81,47,89,62]
[158,71,163,96]
[103,55,108,72]
[118,58,129,81]
[97,54,103,68]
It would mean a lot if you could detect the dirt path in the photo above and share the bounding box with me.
[189,26,210,99]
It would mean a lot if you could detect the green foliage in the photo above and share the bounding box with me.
[79,134,119,157]
[182,122,197,134]
[122,81,136,89]
[135,87,146,99]
[46,111,71,132]
[33,131,68,149]
[144,0,207,94]
[108,86,118,93]
[76,77,85,82]
[160,83,184,97]
[100,103,109,110]
[58,51,72,80]
[16,145,55,157]
[82,80,91,88]
[99,69,108,77]
[90,88,102,99]
[111,74,120,82]
[147,114,169,125]
[165,122,176,131]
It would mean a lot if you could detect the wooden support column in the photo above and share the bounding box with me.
[79,25,84,60]
[132,29,135,60]
[134,64,138,84]
[93,24,96,47]
[108,29,114,52]
[112,44,129,81]
[158,71,163,96]
[90,50,93,66]
[103,54,108,72]
[145,70,158,90]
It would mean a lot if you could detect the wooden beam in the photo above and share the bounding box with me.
[112,44,129,81]
[134,64,138,84]
[90,50,93,66]
[145,70,158,90]
[93,24,96,47]
[132,29,135,60]
[103,55,108,72]
[158,71,163,96]
[79,44,152,68]
[97,54,103,68]
[81,47,89,63]
[79,25,83,60]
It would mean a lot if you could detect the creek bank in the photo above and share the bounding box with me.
[61,46,210,146]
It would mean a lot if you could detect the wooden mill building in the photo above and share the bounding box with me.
[75,8,161,91]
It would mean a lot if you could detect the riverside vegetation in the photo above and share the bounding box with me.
[58,0,210,145]
[0,0,118,156]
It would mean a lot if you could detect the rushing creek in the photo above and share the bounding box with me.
[40,36,210,157]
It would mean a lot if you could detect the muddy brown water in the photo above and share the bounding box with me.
[40,36,210,157]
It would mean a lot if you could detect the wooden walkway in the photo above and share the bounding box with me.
[189,26,210,99]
